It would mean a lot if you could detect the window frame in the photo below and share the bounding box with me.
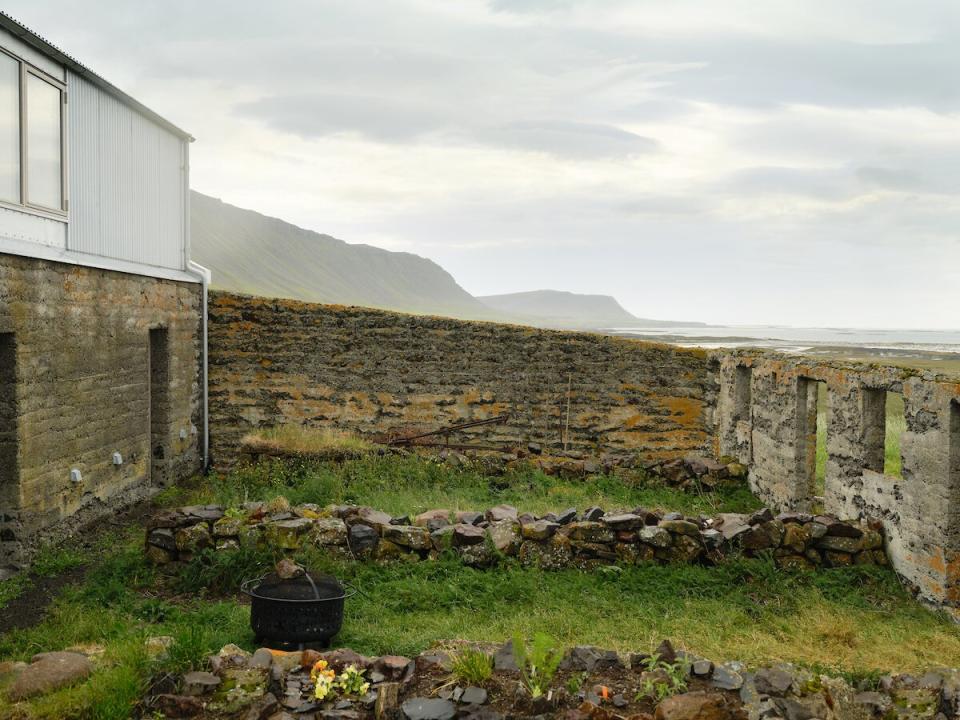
[0,45,67,219]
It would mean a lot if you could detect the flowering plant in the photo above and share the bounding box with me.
[310,659,370,701]
[311,659,337,701]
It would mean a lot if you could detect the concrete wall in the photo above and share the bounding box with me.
[0,253,203,564]
[207,292,719,467]
[717,352,960,615]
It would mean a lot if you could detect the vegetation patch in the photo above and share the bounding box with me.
[240,425,380,463]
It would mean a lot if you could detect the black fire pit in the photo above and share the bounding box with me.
[241,571,355,650]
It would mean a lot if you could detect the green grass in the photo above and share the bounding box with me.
[176,455,762,517]
[814,386,904,494]
[242,425,378,459]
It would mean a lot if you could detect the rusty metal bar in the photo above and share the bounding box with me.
[388,414,510,446]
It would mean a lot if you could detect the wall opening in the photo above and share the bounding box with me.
[813,381,829,494]
[949,400,959,499]
[862,388,904,477]
[0,333,16,506]
[149,328,170,487]
[884,391,905,478]
[733,365,752,423]
[797,379,828,498]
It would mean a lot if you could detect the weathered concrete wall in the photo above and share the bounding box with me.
[0,254,203,564]
[207,292,718,467]
[717,352,960,615]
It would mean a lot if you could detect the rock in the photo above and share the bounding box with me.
[659,520,700,536]
[355,507,394,530]
[566,522,615,543]
[659,534,702,563]
[459,543,494,567]
[710,665,743,691]
[782,524,811,553]
[275,558,305,580]
[312,517,349,545]
[493,640,518,672]
[213,516,245,538]
[854,691,892,716]
[456,511,484,526]
[250,648,274,670]
[486,505,519,522]
[183,670,222,696]
[376,682,401,720]
[452,523,486,547]
[522,519,559,540]
[210,668,269,714]
[349,524,379,554]
[557,508,578,524]
[175,524,212,553]
[816,535,862,553]
[263,518,314,551]
[655,640,678,664]
[415,509,451,527]
[6,652,93,701]
[373,655,414,683]
[149,528,179,552]
[145,635,176,661]
[823,521,863,539]
[692,660,714,677]
[563,646,622,672]
[888,687,940,720]
[583,507,605,522]
[715,514,751,541]
[461,687,488,705]
[241,691,278,720]
[639,526,673,548]
[753,667,793,696]
[603,513,643,530]
[701,529,724,550]
[726,463,748,479]
[773,695,829,720]
[154,693,205,718]
[146,545,176,564]
[383,525,432,550]
[655,692,736,720]
[488,520,522,555]
[749,509,774,525]
[401,697,457,720]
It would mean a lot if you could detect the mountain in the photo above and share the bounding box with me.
[190,192,497,319]
[478,290,703,329]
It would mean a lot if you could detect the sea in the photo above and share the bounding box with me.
[605,325,960,357]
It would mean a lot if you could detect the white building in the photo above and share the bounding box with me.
[0,12,208,567]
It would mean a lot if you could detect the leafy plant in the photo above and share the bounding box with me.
[337,664,371,696]
[566,671,588,695]
[512,632,563,699]
[451,648,494,685]
[636,653,689,703]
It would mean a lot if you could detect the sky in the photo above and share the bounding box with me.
[6,0,960,328]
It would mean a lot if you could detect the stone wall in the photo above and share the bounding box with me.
[145,501,885,572]
[0,253,203,563]
[717,352,960,616]
[207,292,718,467]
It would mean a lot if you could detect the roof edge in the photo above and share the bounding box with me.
[0,12,194,142]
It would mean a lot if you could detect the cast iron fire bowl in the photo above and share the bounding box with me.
[241,571,355,650]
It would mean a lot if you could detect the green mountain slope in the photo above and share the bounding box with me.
[190,192,497,319]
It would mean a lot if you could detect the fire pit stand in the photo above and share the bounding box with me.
[241,571,355,650]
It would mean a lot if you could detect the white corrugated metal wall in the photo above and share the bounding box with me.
[67,71,187,271]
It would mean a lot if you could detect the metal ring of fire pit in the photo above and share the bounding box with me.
[242,572,356,649]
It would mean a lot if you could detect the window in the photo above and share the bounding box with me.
[733,365,752,424]
[0,53,19,203]
[0,48,66,214]
[861,388,904,477]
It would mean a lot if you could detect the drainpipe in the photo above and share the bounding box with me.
[188,260,211,472]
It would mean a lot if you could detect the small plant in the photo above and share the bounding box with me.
[566,671,588,695]
[451,648,494,685]
[636,653,689,703]
[337,664,371,696]
[312,659,338,701]
[512,632,563,699]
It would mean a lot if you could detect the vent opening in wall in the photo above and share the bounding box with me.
[884,392,905,478]
[0,334,16,506]
[799,379,829,496]
[149,328,170,487]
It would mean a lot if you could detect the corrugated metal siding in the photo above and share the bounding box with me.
[67,71,187,271]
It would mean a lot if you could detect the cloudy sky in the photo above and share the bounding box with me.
[8,1,960,328]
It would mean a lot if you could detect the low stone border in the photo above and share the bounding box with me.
[131,639,958,720]
[145,501,886,571]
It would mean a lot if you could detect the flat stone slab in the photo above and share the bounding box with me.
[402,697,456,720]
[6,652,93,701]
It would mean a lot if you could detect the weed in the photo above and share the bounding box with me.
[451,648,494,685]
[636,653,688,702]
[513,632,563,699]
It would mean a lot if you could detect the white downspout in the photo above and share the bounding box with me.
[181,136,211,471]
[188,260,211,471]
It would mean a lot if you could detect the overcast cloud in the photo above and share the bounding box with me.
[7,0,959,328]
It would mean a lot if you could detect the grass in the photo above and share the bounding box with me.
[4,454,959,718]
[814,385,905,494]
[173,455,762,517]
[241,425,378,460]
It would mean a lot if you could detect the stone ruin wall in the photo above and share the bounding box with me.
[207,292,719,468]
[716,352,960,616]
